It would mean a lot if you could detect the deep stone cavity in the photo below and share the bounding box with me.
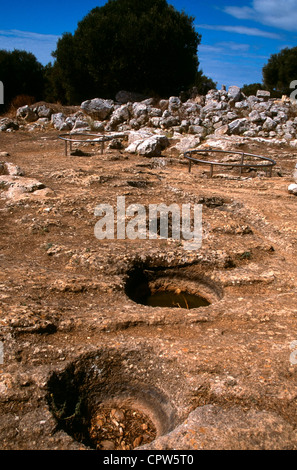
[124,264,222,309]
[46,349,178,450]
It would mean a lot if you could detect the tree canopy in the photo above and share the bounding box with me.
[50,0,202,103]
[0,49,44,109]
[263,47,297,96]
[241,83,263,97]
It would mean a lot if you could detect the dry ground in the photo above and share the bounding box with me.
[0,128,297,450]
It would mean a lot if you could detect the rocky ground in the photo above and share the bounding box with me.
[1,93,297,450]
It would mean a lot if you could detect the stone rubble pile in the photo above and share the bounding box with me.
[2,85,297,152]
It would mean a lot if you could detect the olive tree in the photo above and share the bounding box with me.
[263,47,297,96]
[51,0,202,103]
[0,49,44,110]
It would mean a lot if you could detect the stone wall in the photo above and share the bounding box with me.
[2,86,297,147]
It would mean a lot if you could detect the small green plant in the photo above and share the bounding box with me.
[165,130,174,139]
[44,242,53,250]
[240,251,252,260]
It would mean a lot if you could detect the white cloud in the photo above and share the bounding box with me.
[199,42,250,55]
[199,42,268,69]
[224,0,297,32]
[199,44,223,54]
[218,42,251,52]
[0,29,60,64]
[224,5,255,20]
[197,24,281,39]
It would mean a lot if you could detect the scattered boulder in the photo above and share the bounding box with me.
[249,110,262,123]
[107,104,131,130]
[0,170,55,200]
[0,162,24,176]
[81,98,114,120]
[160,114,180,129]
[288,183,297,195]
[235,100,249,110]
[0,118,19,132]
[36,118,50,126]
[91,121,105,132]
[132,102,149,120]
[228,85,242,103]
[0,175,48,199]
[16,105,38,123]
[108,138,124,150]
[257,90,271,100]
[0,175,44,191]
[126,134,169,157]
[168,96,181,114]
[172,135,201,153]
[137,135,169,157]
[128,129,155,144]
[72,117,91,132]
[215,124,229,136]
[228,118,248,135]
[35,105,53,119]
[263,117,277,131]
[188,125,207,138]
[159,99,169,112]
[51,113,73,131]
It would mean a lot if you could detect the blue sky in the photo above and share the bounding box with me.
[1,0,297,89]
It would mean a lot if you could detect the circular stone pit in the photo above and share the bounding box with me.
[124,263,223,309]
[46,348,178,450]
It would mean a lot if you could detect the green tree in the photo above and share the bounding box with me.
[195,71,217,95]
[0,49,44,110]
[241,83,263,97]
[52,0,201,104]
[263,47,297,96]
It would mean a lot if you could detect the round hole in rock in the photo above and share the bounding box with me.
[88,401,157,450]
[46,350,178,450]
[145,290,210,309]
[124,264,222,309]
